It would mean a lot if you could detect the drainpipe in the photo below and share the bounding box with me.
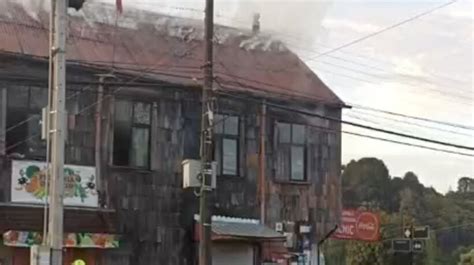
[95,76,104,207]
[259,100,267,224]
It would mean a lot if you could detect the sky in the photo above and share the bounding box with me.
[19,0,472,193]
[97,0,473,193]
[312,0,473,193]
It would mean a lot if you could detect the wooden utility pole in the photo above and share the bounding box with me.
[48,0,67,264]
[198,0,214,264]
[259,100,266,224]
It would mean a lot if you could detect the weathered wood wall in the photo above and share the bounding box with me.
[0,54,342,265]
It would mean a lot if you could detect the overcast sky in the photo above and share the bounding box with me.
[313,0,473,193]
[94,0,473,193]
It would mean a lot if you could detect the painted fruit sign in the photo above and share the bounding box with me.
[11,160,98,207]
[332,209,380,242]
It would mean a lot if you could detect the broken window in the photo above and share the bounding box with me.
[276,122,307,181]
[6,86,47,158]
[113,100,151,168]
[214,114,239,176]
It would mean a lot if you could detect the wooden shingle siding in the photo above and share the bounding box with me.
[0,54,342,265]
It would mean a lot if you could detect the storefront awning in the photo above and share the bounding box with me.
[3,230,120,248]
[194,215,285,241]
[0,203,117,234]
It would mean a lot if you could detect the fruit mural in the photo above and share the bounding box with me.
[3,231,119,248]
[11,160,98,206]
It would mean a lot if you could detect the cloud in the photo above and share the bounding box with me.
[322,18,381,33]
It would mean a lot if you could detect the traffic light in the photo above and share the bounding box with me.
[68,0,86,10]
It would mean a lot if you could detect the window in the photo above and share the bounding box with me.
[276,122,306,181]
[113,100,151,168]
[6,86,47,158]
[214,114,239,176]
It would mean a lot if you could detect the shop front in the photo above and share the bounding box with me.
[2,230,119,265]
[194,215,286,265]
[0,160,118,265]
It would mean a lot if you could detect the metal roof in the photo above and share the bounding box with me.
[0,1,344,106]
[195,215,284,240]
[212,220,284,239]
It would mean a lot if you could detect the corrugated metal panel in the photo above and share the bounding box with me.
[0,1,344,106]
[212,220,284,239]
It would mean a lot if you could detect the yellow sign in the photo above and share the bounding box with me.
[72,259,86,265]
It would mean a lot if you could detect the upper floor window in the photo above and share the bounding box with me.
[113,100,151,169]
[214,114,239,176]
[6,86,47,158]
[276,122,306,181]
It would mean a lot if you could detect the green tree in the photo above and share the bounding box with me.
[342,158,391,209]
[458,249,474,265]
[457,177,474,193]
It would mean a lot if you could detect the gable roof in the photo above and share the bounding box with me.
[0,1,344,107]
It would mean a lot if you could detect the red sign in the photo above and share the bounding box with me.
[332,209,380,242]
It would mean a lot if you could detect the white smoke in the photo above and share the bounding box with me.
[4,0,50,20]
[8,0,332,52]
[98,0,333,48]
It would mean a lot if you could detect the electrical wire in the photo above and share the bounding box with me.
[310,0,459,59]
[350,104,474,130]
[216,59,471,127]
[342,131,473,157]
[3,44,202,154]
[348,109,472,136]
[213,81,474,152]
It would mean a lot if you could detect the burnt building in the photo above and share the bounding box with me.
[0,2,344,265]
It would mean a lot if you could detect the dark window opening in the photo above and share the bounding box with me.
[276,122,307,181]
[113,100,151,168]
[214,114,240,176]
[6,87,47,159]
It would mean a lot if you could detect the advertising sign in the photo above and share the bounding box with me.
[11,160,98,207]
[332,209,380,242]
[3,231,119,249]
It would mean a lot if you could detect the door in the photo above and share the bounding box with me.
[212,243,254,265]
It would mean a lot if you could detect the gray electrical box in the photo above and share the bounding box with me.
[182,159,216,189]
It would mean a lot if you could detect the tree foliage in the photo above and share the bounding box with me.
[332,157,474,265]
[459,249,474,265]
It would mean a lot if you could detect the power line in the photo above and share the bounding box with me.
[350,104,474,130]
[84,0,472,98]
[214,82,474,152]
[343,131,473,157]
[272,36,473,97]
[214,60,472,125]
[348,109,473,137]
[345,113,421,135]
[271,31,472,90]
[311,61,473,101]
[311,0,459,59]
[3,44,202,154]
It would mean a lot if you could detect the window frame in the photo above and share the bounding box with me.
[6,86,47,159]
[112,100,152,169]
[276,121,308,182]
[214,114,240,177]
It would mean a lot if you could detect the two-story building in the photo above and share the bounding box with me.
[0,2,344,265]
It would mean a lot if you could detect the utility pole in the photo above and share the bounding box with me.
[48,0,67,264]
[259,100,266,224]
[198,0,214,264]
